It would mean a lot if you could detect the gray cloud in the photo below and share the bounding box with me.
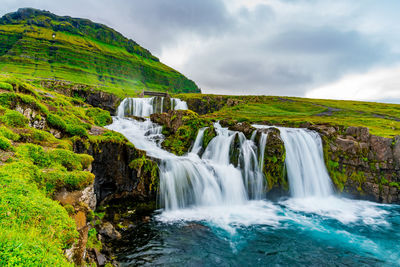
[1,1,400,98]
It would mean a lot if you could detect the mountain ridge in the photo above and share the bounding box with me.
[0,8,200,96]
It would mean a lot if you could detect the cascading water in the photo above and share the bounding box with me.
[171,98,189,110]
[117,97,155,117]
[190,127,206,155]
[279,128,333,197]
[117,97,188,118]
[107,100,400,266]
[109,102,265,210]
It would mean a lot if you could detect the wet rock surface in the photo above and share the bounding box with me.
[74,139,157,205]
[312,124,400,203]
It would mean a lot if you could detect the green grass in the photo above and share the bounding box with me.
[0,161,77,266]
[0,75,137,264]
[180,94,400,138]
[0,9,200,96]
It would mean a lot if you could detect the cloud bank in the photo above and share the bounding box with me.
[1,0,400,102]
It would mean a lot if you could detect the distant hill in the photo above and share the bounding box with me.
[0,8,200,95]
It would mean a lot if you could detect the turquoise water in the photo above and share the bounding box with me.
[116,197,400,266]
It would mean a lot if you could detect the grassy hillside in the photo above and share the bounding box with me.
[0,8,200,96]
[176,94,400,138]
[0,74,134,265]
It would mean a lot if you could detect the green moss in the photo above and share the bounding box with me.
[0,136,12,150]
[0,82,13,91]
[0,93,16,107]
[48,149,93,171]
[264,151,287,191]
[389,182,400,189]
[64,204,75,215]
[85,107,112,126]
[47,113,67,131]
[87,228,102,250]
[129,155,159,192]
[161,111,212,155]
[202,126,216,149]
[0,126,19,141]
[65,124,87,137]
[16,144,51,167]
[0,162,78,266]
[1,110,28,127]
[261,130,288,191]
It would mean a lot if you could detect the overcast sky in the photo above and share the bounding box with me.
[2,1,400,103]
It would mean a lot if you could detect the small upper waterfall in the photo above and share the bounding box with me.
[117,97,155,117]
[171,98,188,110]
[117,97,188,117]
[278,128,334,197]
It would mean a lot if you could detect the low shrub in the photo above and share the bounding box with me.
[0,126,20,141]
[47,114,67,131]
[86,107,112,126]
[0,82,13,91]
[0,136,12,151]
[1,110,28,127]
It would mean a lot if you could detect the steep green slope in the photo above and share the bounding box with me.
[0,8,200,96]
[0,74,131,265]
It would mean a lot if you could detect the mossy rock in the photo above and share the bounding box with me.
[261,128,288,191]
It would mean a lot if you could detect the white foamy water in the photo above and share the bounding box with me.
[171,98,188,110]
[279,128,334,197]
[281,196,389,225]
[117,97,188,118]
[253,125,333,197]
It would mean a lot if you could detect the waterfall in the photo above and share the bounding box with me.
[107,108,266,210]
[258,132,268,173]
[190,127,207,155]
[118,97,188,117]
[111,99,336,211]
[117,97,155,117]
[237,132,266,199]
[278,128,333,197]
[171,98,188,110]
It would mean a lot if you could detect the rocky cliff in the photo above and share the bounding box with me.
[312,125,400,203]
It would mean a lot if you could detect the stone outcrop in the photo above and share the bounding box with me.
[73,139,158,205]
[151,109,213,156]
[40,80,120,114]
[228,122,255,139]
[177,95,241,115]
[311,125,400,203]
[15,104,46,130]
[257,128,287,197]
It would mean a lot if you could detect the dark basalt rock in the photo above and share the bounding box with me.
[313,124,400,204]
[181,95,241,115]
[228,122,255,139]
[73,139,158,205]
